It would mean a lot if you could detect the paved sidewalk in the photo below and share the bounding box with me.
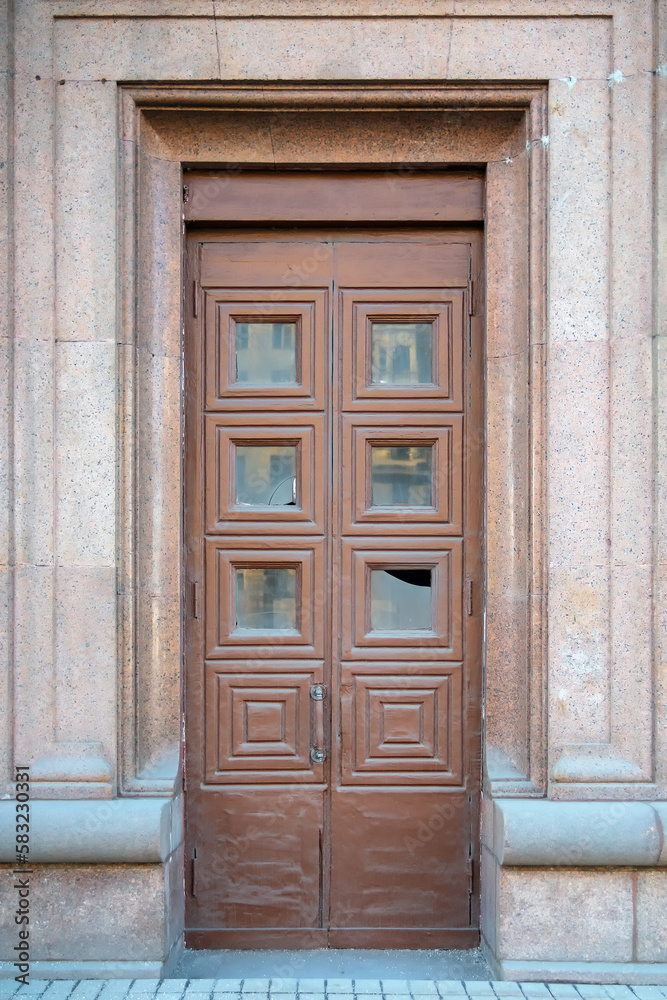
[2,982,667,1000]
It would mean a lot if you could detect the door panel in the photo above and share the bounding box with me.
[205,539,325,659]
[185,230,482,947]
[329,788,471,927]
[191,786,325,930]
[341,413,463,535]
[341,539,463,659]
[341,290,466,412]
[339,662,463,784]
[205,288,328,411]
[205,664,326,783]
[205,412,326,534]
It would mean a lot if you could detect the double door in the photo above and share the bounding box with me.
[184,231,483,948]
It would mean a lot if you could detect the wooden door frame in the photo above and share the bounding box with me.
[182,224,484,946]
[117,83,547,818]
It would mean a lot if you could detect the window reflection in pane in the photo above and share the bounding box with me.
[371,321,433,385]
[371,445,432,506]
[234,321,298,385]
[235,445,297,506]
[370,568,433,630]
[235,567,297,631]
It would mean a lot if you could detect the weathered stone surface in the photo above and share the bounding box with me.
[497,869,634,963]
[0,798,178,863]
[493,799,664,867]
[0,865,166,961]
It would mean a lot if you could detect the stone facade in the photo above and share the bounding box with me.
[0,0,666,982]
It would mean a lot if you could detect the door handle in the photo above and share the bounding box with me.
[310,683,327,765]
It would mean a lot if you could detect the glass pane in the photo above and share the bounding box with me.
[235,445,297,506]
[370,568,433,630]
[371,322,433,385]
[234,321,298,385]
[371,445,432,506]
[235,567,297,631]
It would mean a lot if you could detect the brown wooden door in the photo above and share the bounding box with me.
[184,231,483,949]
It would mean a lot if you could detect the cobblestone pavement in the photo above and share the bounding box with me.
[1,982,667,1000]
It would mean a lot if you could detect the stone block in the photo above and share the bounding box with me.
[13,338,54,566]
[55,83,117,344]
[54,18,219,81]
[636,871,667,962]
[0,799,174,863]
[55,340,115,568]
[548,79,610,346]
[0,865,167,962]
[493,800,662,867]
[497,869,634,963]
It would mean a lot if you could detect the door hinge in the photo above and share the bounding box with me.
[193,280,199,318]
[466,579,474,616]
[466,855,474,893]
[191,580,201,620]
[191,847,198,897]
[467,277,474,316]
[183,184,189,204]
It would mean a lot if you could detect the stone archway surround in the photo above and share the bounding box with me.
[118,83,551,970]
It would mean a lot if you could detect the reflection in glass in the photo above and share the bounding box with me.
[235,567,297,631]
[371,321,433,385]
[371,445,432,506]
[370,568,433,631]
[235,445,297,507]
[234,321,298,385]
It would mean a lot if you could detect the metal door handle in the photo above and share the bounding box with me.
[310,682,327,767]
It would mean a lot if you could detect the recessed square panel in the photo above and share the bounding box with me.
[205,289,327,410]
[204,666,325,783]
[206,541,324,658]
[342,540,462,659]
[342,415,463,535]
[340,664,463,785]
[234,319,298,385]
[205,414,325,534]
[370,321,433,385]
[380,703,425,747]
[244,700,286,744]
[341,290,465,411]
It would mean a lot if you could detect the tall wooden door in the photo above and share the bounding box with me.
[184,230,483,948]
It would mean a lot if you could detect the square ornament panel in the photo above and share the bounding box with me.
[341,290,465,412]
[340,663,463,785]
[342,413,463,534]
[205,413,325,534]
[205,540,324,658]
[205,289,327,410]
[341,539,463,659]
[205,664,325,783]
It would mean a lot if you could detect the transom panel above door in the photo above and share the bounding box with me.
[184,226,483,949]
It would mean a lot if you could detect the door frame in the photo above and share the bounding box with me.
[182,222,484,946]
[115,87,548,933]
